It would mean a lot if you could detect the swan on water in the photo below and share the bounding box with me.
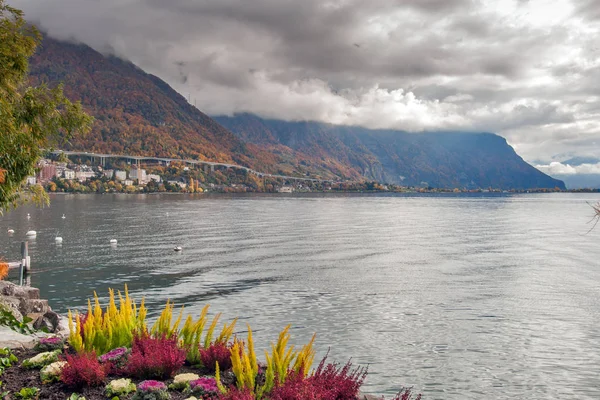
[27,213,31,219]
[62,214,66,219]
[55,237,63,243]
[26,230,37,237]
[174,246,182,252]
[110,239,118,244]
[7,228,14,234]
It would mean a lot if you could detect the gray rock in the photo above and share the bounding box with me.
[0,326,37,349]
[0,281,39,300]
[19,298,49,315]
[0,295,24,321]
[33,310,61,332]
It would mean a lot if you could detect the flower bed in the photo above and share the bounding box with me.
[0,286,421,400]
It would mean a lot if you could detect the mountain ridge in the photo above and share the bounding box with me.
[28,35,565,189]
[215,113,566,190]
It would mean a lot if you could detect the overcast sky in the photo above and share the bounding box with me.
[12,0,600,166]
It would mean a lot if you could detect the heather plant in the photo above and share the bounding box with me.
[40,360,67,383]
[169,373,200,390]
[126,333,186,379]
[200,342,232,373]
[105,378,137,398]
[61,351,107,389]
[390,388,422,400]
[35,336,64,352]
[68,285,147,354]
[164,303,237,365]
[22,350,60,369]
[216,387,255,400]
[132,380,170,400]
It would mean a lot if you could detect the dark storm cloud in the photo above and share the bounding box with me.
[10,0,600,163]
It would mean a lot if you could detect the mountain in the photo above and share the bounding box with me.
[28,36,279,171]
[215,114,566,190]
[29,36,565,189]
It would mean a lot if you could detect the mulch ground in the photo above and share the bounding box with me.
[2,348,229,400]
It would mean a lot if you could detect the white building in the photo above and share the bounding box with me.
[75,171,95,182]
[63,169,75,180]
[130,168,147,183]
[277,186,293,193]
[115,170,127,181]
[167,180,187,189]
[123,179,134,186]
[103,169,114,179]
[26,176,37,185]
[147,174,161,183]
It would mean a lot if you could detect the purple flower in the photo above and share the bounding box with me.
[190,377,218,393]
[138,380,167,392]
[99,347,129,363]
[40,337,62,345]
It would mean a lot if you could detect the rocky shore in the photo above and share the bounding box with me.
[0,281,68,349]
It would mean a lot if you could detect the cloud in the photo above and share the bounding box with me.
[535,161,600,175]
[10,0,600,161]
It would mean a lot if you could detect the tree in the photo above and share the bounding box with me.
[0,1,92,213]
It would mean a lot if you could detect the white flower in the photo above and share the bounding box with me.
[40,361,67,382]
[41,361,67,375]
[173,373,200,385]
[23,350,59,368]
[106,378,136,397]
[108,378,134,391]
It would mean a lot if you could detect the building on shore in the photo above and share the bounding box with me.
[130,167,147,184]
[38,164,57,183]
[63,169,75,180]
[123,179,134,186]
[277,186,293,193]
[147,174,161,183]
[26,176,37,185]
[115,170,127,181]
[103,169,114,179]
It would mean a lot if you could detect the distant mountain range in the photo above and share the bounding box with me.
[28,35,565,190]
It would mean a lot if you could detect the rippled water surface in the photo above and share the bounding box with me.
[2,193,600,399]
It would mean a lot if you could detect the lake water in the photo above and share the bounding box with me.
[1,193,600,399]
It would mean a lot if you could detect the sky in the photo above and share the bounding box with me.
[11,0,600,171]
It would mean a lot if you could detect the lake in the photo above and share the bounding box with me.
[1,193,600,399]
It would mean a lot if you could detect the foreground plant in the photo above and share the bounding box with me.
[61,351,107,389]
[200,342,232,373]
[68,286,147,354]
[0,347,18,376]
[390,388,423,400]
[169,373,200,391]
[22,350,60,369]
[40,360,67,383]
[105,378,136,398]
[184,377,219,399]
[35,336,64,352]
[126,333,186,379]
[132,380,170,400]
[14,387,40,400]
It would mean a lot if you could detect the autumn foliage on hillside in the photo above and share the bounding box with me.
[27,37,281,174]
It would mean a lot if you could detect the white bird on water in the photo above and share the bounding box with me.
[55,237,63,244]
[174,246,182,252]
[110,239,118,245]
[26,230,36,237]
[62,214,66,219]
[7,228,14,234]
[27,213,30,219]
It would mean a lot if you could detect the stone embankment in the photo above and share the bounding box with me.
[0,281,68,349]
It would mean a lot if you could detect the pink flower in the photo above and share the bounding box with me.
[190,377,218,393]
[138,380,167,392]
